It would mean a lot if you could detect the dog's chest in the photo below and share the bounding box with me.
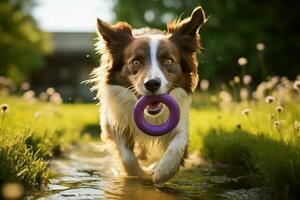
[100,85,191,139]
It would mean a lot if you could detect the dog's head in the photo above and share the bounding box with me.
[96,7,205,101]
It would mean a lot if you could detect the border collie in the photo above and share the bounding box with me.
[91,6,205,184]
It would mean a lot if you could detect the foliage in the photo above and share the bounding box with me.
[0,96,98,190]
[188,76,300,199]
[0,131,47,188]
[0,0,52,83]
[202,130,300,199]
[114,0,300,83]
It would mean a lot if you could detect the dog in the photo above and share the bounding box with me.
[91,6,205,184]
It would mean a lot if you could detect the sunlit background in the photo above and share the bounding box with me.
[1,0,299,102]
[33,0,115,32]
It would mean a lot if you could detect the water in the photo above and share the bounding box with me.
[27,142,273,200]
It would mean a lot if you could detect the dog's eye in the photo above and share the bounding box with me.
[132,60,140,66]
[164,59,172,65]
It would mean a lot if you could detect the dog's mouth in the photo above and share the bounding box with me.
[146,102,163,115]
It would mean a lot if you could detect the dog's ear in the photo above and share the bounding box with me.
[97,19,133,69]
[97,18,133,54]
[167,7,206,92]
[167,6,205,53]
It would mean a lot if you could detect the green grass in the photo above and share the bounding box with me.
[201,130,300,199]
[1,77,299,199]
[189,94,300,199]
[0,96,99,189]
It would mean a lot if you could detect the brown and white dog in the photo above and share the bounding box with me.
[92,7,205,184]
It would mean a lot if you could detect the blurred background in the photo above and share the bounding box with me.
[0,0,299,102]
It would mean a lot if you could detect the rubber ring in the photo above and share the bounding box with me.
[133,93,180,136]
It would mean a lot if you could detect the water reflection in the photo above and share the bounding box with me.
[27,142,272,200]
[104,177,183,200]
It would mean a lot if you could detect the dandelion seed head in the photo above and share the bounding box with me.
[238,57,248,66]
[233,76,240,84]
[46,87,55,95]
[20,82,30,91]
[270,76,280,85]
[39,92,48,101]
[240,88,249,101]
[200,79,209,91]
[23,90,35,100]
[265,96,275,103]
[50,92,63,105]
[274,120,282,129]
[242,108,250,116]
[219,91,232,103]
[1,103,9,112]
[256,43,266,51]
[243,75,252,85]
[276,105,283,113]
[280,77,291,87]
[266,81,274,89]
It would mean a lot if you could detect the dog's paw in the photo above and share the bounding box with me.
[152,162,179,184]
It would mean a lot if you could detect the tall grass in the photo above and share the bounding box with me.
[189,77,300,199]
[202,130,300,199]
[0,96,98,190]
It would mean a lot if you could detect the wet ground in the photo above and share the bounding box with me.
[27,142,274,200]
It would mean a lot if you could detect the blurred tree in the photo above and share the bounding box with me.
[114,0,300,84]
[0,0,52,83]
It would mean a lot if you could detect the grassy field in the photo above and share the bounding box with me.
[189,78,300,199]
[1,76,300,199]
[0,96,99,190]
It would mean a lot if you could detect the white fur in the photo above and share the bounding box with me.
[113,133,144,176]
[98,81,191,183]
[100,84,191,143]
[144,35,168,94]
[152,88,191,183]
[153,132,188,183]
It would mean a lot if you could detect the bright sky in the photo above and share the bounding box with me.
[32,0,115,32]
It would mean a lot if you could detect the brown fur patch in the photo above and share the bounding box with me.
[96,19,133,86]
[167,7,206,92]
[96,6,206,94]
[155,39,188,92]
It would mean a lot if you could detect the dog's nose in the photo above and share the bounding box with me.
[144,78,161,93]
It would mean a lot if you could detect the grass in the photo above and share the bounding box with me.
[0,96,99,190]
[201,130,300,199]
[189,81,300,199]
[1,76,300,199]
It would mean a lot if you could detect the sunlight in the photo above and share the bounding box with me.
[32,0,116,32]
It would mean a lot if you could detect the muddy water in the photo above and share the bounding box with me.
[27,142,273,200]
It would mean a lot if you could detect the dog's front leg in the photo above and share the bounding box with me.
[112,130,144,177]
[153,132,188,184]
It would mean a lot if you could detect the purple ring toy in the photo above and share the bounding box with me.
[133,93,180,136]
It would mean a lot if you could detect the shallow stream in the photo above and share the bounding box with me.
[27,142,273,200]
